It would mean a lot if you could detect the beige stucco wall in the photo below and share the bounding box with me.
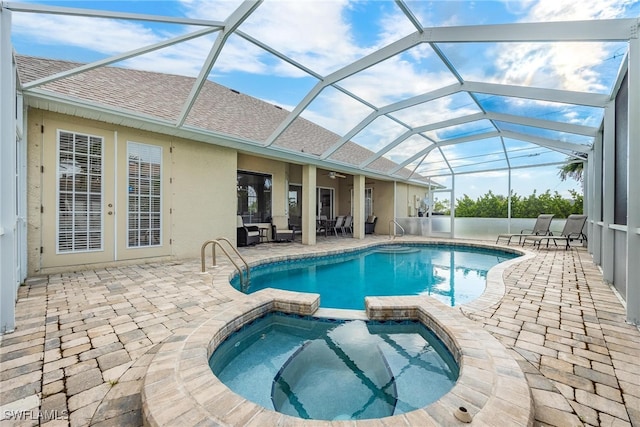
[170,138,237,257]
[26,109,45,274]
[371,180,395,236]
[395,183,428,218]
[289,164,302,185]
[26,108,237,274]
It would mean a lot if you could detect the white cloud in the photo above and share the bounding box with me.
[13,14,161,55]
[179,0,361,76]
[301,87,374,135]
[524,0,634,21]
[491,0,633,92]
[376,7,419,47]
[493,41,610,92]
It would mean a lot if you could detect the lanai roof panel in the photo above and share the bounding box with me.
[8,0,639,186]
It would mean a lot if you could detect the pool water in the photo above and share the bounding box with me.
[233,244,517,309]
[209,313,459,421]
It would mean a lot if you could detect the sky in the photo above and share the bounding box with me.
[8,0,639,201]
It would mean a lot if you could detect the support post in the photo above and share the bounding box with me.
[352,174,365,239]
[626,37,640,325]
[590,134,603,264]
[301,165,316,245]
[0,6,17,333]
[507,168,512,234]
[601,103,615,284]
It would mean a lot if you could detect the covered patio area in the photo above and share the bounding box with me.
[1,236,638,426]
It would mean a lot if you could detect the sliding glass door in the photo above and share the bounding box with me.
[317,187,334,219]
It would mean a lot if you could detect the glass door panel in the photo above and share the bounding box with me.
[317,187,334,219]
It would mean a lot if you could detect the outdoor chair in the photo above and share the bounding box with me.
[316,215,328,236]
[237,215,260,246]
[495,214,554,245]
[342,215,353,236]
[333,216,345,237]
[365,215,377,234]
[271,215,296,242]
[522,214,587,250]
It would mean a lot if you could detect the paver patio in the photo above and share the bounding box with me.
[1,236,638,426]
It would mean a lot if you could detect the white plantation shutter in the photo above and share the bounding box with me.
[57,130,103,253]
[127,142,162,248]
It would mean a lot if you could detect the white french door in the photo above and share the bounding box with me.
[41,119,171,269]
[42,126,115,268]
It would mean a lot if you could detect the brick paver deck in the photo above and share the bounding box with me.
[1,236,638,426]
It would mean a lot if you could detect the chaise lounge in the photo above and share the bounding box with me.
[496,213,554,245]
[522,214,587,250]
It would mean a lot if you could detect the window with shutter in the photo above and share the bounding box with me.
[57,130,103,253]
[127,142,162,248]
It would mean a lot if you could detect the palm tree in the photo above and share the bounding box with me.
[558,153,585,184]
[558,161,583,182]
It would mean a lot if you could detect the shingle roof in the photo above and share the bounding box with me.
[16,55,428,183]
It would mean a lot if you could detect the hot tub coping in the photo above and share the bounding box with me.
[142,291,534,426]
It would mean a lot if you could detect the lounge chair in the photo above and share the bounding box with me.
[522,214,587,250]
[365,215,377,234]
[495,214,554,245]
[271,215,296,242]
[237,216,260,246]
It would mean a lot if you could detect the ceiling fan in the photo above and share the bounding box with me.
[327,171,346,179]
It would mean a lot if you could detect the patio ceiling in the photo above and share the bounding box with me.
[5,1,637,184]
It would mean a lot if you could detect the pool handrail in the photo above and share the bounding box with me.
[200,238,250,287]
[389,219,405,239]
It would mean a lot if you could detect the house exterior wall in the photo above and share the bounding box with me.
[170,136,237,258]
[26,109,237,274]
[24,108,430,276]
[394,182,408,219]
[373,180,395,236]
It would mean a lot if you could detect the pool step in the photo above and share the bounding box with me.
[374,246,419,254]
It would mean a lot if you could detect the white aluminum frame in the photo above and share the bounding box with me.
[1,1,639,328]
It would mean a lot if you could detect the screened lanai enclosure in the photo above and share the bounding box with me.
[1,1,638,331]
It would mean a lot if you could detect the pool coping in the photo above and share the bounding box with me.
[142,239,535,426]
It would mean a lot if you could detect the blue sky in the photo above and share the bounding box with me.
[9,0,639,200]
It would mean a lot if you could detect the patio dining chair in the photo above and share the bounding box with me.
[333,216,345,237]
[522,214,587,250]
[495,214,554,245]
[316,215,328,236]
[342,215,353,236]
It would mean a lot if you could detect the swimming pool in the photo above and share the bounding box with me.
[143,242,534,426]
[209,312,459,421]
[233,243,518,309]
